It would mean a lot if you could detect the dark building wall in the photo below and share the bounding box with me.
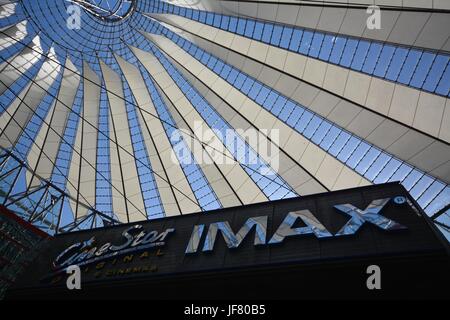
[0,206,51,299]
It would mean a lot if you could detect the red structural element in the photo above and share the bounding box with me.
[0,205,52,239]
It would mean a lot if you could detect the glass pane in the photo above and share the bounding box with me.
[270,25,284,46]
[340,38,358,67]
[319,34,335,61]
[373,45,395,78]
[410,52,435,89]
[289,29,303,52]
[329,36,346,64]
[435,63,450,96]
[299,30,314,54]
[385,47,409,81]
[362,42,382,74]
[309,32,324,58]
[423,55,449,92]
[351,40,370,71]
[397,49,421,85]
[261,24,274,43]
[280,27,293,49]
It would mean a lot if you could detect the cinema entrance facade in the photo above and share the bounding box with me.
[6,183,449,300]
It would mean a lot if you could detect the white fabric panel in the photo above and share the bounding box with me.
[27,58,80,188]
[78,62,101,215]
[67,111,83,217]
[101,64,129,222]
[144,33,369,192]
[114,54,201,215]
[161,0,213,11]
[100,60,147,223]
[26,99,56,186]
[107,112,128,222]
[67,62,100,219]
[0,80,31,140]
[0,35,42,95]
[0,46,61,149]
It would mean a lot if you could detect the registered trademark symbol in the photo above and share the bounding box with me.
[393,196,406,205]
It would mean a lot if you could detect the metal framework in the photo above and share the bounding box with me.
[0,147,119,234]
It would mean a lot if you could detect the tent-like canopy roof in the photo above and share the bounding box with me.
[0,0,448,237]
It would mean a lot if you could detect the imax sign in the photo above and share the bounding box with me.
[53,197,408,268]
[185,198,407,253]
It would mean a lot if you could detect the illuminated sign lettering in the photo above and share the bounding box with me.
[186,198,406,253]
[53,225,174,269]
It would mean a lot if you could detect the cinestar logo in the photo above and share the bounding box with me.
[185,198,407,253]
[53,225,175,269]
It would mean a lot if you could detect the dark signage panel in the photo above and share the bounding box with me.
[8,183,449,299]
